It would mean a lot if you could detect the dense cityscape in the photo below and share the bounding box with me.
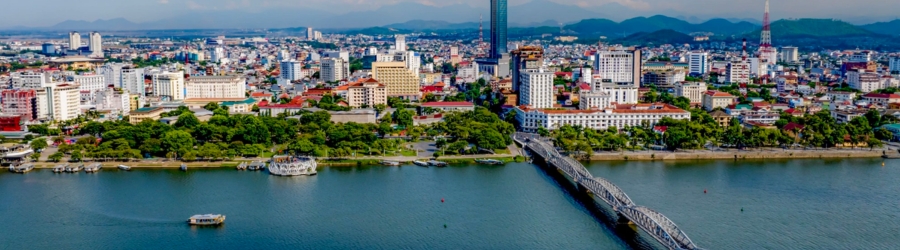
[3,0,900,249]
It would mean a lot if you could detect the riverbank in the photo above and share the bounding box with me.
[24,155,522,169]
[588,149,889,161]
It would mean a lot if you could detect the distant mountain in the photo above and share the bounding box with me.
[383,20,478,31]
[746,19,877,39]
[50,18,139,31]
[563,15,758,37]
[613,29,694,45]
[861,19,900,36]
[508,0,597,24]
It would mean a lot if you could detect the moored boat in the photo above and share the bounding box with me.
[427,160,448,167]
[475,159,504,165]
[248,161,266,171]
[268,156,317,176]
[84,163,102,173]
[381,160,401,166]
[53,164,67,173]
[187,214,225,226]
[9,163,34,173]
[179,164,187,171]
[65,164,84,173]
[118,165,131,171]
[236,162,247,170]
[413,160,429,167]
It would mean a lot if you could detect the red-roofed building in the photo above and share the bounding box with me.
[514,103,690,132]
[420,101,475,112]
[249,91,273,101]
[861,93,900,106]
[701,91,735,111]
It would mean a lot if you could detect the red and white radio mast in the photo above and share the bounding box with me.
[758,0,776,64]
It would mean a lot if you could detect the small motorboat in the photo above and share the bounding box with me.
[381,160,401,166]
[53,164,67,173]
[187,214,225,226]
[179,164,187,171]
[475,159,504,165]
[413,160,429,167]
[65,164,84,173]
[118,165,131,171]
[427,160,448,167]
[9,164,34,173]
[236,162,247,170]
[248,161,266,171]
[84,163,102,173]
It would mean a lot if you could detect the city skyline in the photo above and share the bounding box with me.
[3,0,900,29]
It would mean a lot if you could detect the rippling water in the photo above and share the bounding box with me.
[2,158,898,249]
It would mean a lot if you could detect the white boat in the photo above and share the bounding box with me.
[187,214,225,226]
[65,164,84,173]
[427,160,448,167]
[53,164,67,173]
[179,164,187,171]
[8,163,34,173]
[236,162,247,170]
[475,159,504,165]
[248,161,266,171]
[84,163,102,173]
[268,156,317,176]
[118,165,131,171]
[381,160,401,166]
[413,160,429,167]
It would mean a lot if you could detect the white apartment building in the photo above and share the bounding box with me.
[519,69,555,109]
[600,86,639,104]
[726,60,750,84]
[593,47,642,86]
[69,74,105,92]
[209,47,225,63]
[346,78,387,108]
[847,70,881,93]
[307,27,314,40]
[36,83,82,121]
[152,71,185,101]
[185,75,244,99]
[516,103,690,132]
[68,31,81,50]
[579,90,611,110]
[675,82,707,104]
[121,67,145,96]
[781,46,798,63]
[11,71,49,89]
[93,88,131,116]
[89,32,102,57]
[279,60,303,81]
[687,51,709,75]
[321,58,346,82]
[97,63,125,87]
[702,91,735,111]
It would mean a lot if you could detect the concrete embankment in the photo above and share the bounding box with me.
[589,150,885,161]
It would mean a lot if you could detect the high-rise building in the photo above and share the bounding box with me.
[209,47,225,63]
[307,27,314,40]
[726,60,750,84]
[185,75,245,99]
[687,51,709,75]
[847,70,882,93]
[490,0,507,58]
[36,83,82,121]
[395,35,407,52]
[280,60,304,81]
[11,71,50,89]
[321,58,346,82]
[1,89,38,121]
[519,69,554,109]
[42,43,56,55]
[120,67,145,96]
[98,63,125,87]
[69,74,105,93]
[152,71,185,101]
[346,78,387,108]
[510,46,544,93]
[781,46,798,63]
[371,62,421,100]
[889,57,900,74]
[593,47,642,88]
[675,81,708,104]
[68,31,81,50]
[89,32,102,57]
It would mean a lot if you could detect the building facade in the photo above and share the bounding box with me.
[346,78,387,108]
[321,58,346,82]
[279,60,303,81]
[675,82,707,104]
[152,71,185,101]
[687,51,709,75]
[1,89,38,121]
[36,83,81,121]
[593,47,642,86]
[70,74,105,93]
[516,103,690,132]
[702,91,735,111]
[185,75,245,99]
[519,69,554,109]
[726,60,750,84]
[371,62,420,100]
[489,0,508,58]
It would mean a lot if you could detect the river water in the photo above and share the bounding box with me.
[1,158,898,249]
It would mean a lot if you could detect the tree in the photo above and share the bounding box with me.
[161,130,195,155]
[71,151,83,162]
[49,152,64,162]
[875,128,893,141]
[30,152,40,162]
[203,102,220,111]
[374,104,387,114]
[537,126,550,137]
[30,139,48,151]
[867,138,884,150]
[174,112,200,128]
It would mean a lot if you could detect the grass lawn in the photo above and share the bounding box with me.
[261,151,276,158]
[494,148,511,154]
[399,149,417,157]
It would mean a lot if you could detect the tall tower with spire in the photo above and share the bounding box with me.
[479,14,484,43]
[758,0,777,65]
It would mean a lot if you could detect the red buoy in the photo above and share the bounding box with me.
[704,189,707,194]
[441,198,445,203]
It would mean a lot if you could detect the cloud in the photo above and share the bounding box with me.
[159,0,169,4]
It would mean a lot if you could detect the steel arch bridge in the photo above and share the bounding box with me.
[513,133,702,250]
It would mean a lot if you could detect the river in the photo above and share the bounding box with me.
[1,158,898,249]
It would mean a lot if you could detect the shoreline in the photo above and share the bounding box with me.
[588,149,889,161]
[22,156,521,169]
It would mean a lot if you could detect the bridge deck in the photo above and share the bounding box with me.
[513,133,701,250]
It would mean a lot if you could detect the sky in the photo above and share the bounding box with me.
[4,0,900,27]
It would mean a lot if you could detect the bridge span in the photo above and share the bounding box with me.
[513,132,701,250]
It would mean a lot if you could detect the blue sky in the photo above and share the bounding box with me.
[5,0,900,26]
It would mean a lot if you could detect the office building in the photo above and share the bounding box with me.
[280,60,304,81]
[1,89,38,121]
[593,47,642,87]
[847,70,882,93]
[490,0,508,58]
[346,78,387,108]
[675,81,707,105]
[11,71,49,89]
[89,32,102,57]
[121,67,145,96]
[185,75,245,99]
[307,27,314,40]
[97,63,125,87]
[152,71,185,101]
[687,51,709,75]
[781,46,798,63]
[209,47,225,63]
[42,43,56,55]
[726,60,750,84]
[68,31,81,50]
[321,58,347,82]
[515,103,690,132]
[69,74,105,93]
[518,69,555,109]
[36,83,82,121]
[395,35,407,52]
[510,46,544,93]
[889,57,900,74]
[371,62,420,100]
